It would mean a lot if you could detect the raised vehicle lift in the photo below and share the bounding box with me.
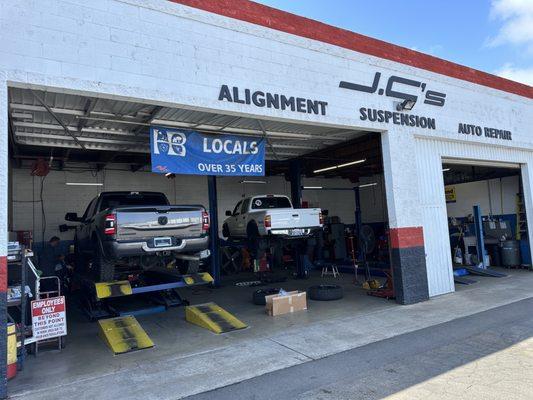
[83,272,215,320]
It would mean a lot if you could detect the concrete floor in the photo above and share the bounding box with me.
[8,267,533,399]
[188,297,533,400]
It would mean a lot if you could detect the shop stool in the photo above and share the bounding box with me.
[321,263,340,278]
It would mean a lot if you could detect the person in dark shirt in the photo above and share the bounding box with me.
[39,236,63,277]
[39,236,73,294]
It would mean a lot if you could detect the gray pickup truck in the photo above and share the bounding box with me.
[66,191,210,282]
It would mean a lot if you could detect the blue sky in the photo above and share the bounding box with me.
[256,0,533,86]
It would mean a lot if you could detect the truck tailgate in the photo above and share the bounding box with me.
[269,208,321,230]
[115,206,204,241]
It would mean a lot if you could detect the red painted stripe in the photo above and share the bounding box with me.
[0,256,6,293]
[390,227,424,249]
[170,0,532,99]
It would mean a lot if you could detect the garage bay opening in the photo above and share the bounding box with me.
[443,161,532,288]
[6,86,395,392]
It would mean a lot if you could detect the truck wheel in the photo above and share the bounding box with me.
[74,238,86,271]
[308,285,343,301]
[222,223,230,238]
[247,223,260,256]
[94,243,115,282]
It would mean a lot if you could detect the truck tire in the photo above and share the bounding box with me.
[74,237,86,271]
[177,259,199,275]
[308,285,343,301]
[94,242,115,282]
[247,223,260,256]
[222,223,230,238]
[252,288,280,305]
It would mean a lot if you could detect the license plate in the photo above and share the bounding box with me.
[290,229,304,236]
[154,237,172,247]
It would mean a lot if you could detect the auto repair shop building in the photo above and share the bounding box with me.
[0,0,532,397]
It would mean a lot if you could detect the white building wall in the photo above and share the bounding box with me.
[446,175,519,218]
[0,0,530,147]
[0,75,7,259]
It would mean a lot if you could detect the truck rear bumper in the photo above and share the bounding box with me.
[267,227,319,238]
[103,236,210,259]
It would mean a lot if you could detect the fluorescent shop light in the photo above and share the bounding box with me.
[358,182,377,188]
[313,159,366,174]
[442,168,451,172]
[65,182,103,186]
[303,186,323,189]
[240,180,267,184]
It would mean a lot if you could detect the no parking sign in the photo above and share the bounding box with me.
[31,296,67,340]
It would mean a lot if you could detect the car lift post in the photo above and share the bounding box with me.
[208,175,221,287]
[473,204,486,268]
[289,160,307,278]
[354,186,363,262]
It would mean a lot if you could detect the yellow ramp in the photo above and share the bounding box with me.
[183,272,214,286]
[186,302,247,334]
[98,316,154,354]
[95,280,132,299]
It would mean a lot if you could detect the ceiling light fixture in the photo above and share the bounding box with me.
[313,159,366,174]
[239,180,267,184]
[358,182,377,188]
[302,186,323,189]
[65,182,103,186]
[442,168,451,172]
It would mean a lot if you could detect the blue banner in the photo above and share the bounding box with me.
[150,127,265,176]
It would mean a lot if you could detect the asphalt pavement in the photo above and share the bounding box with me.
[187,297,533,400]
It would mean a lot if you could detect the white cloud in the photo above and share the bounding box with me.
[488,0,533,52]
[489,1,533,86]
[495,63,533,85]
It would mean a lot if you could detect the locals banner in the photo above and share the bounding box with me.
[150,127,265,176]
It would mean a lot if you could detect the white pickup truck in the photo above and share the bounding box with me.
[222,195,323,240]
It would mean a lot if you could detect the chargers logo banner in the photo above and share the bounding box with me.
[150,127,265,176]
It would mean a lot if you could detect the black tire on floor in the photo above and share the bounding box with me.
[94,242,115,282]
[252,288,280,305]
[308,285,343,301]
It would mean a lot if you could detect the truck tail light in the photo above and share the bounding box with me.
[104,214,116,235]
[264,215,271,228]
[202,211,210,232]
[319,212,324,225]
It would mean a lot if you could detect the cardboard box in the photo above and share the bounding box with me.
[265,291,307,316]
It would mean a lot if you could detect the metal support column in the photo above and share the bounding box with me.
[208,176,221,287]
[289,160,305,277]
[18,250,27,370]
[354,187,363,262]
[289,160,302,208]
[473,205,486,268]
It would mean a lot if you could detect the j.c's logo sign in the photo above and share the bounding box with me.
[339,72,446,108]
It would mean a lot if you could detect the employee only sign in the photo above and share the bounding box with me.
[31,296,67,340]
[150,127,265,176]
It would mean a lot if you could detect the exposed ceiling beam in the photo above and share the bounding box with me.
[29,90,86,150]
[10,103,86,116]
